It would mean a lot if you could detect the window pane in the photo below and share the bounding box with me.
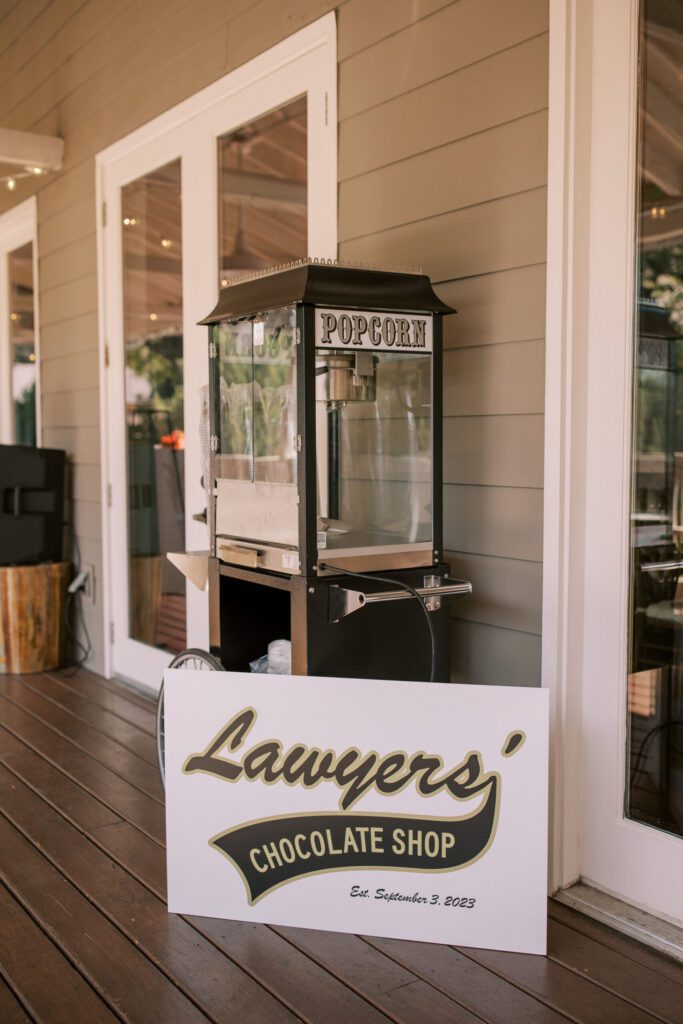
[8,242,36,446]
[627,1,683,838]
[122,159,186,653]
[218,95,307,286]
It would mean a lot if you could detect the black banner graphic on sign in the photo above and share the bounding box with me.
[211,779,498,903]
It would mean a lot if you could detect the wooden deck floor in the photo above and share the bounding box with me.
[0,668,681,1024]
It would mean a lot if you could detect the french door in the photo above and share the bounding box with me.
[549,0,683,931]
[98,15,336,690]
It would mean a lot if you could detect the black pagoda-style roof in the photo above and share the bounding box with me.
[199,260,454,324]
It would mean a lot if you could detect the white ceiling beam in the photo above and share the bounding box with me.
[222,169,306,206]
[0,127,64,171]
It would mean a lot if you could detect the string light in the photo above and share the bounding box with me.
[1,166,49,191]
[9,312,19,321]
[149,312,158,321]
[122,217,138,226]
[160,237,172,248]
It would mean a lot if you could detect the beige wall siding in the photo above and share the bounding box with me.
[338,0,548,685]
[0,0,548,684]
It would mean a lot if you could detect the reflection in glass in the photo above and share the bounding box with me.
[627,1,683,838]
[122,159,186,653]
[315,351,432,552]
[8,243,36,446]
[213,308,298,549]
[218,96,307,286]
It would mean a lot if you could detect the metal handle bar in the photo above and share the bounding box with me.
[329,576,472,622]
[641,560,683,573]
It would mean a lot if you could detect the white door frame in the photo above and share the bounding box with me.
[544,0,682,923]
[0,196,40,445]
[96,13,337,688]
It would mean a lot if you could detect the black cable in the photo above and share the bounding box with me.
[320,562,437,682]
[58,589,93,677]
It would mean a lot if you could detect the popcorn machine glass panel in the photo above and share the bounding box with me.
[316,349,433,554]
[213,306,298,551]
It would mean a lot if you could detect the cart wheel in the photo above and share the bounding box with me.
[157,648,223,788]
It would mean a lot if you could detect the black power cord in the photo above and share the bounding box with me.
[319,562,437,682]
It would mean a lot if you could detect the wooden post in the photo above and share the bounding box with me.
[0,562,69,673]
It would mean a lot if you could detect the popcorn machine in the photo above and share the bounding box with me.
[197,260,472,683]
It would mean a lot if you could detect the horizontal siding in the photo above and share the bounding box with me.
[43,426,101,464]
[340,110,548,240]
[443,484,544,563]
[39,233,97,292]
[338,0,548,685]
[339,33,548,180]
[340,187,548,283]
[39,313,99,360]
[440,263,547,349]
[40,273,97,327]
[337,0,453,61]
[339,0,548,119]
[445,551,543,635]
[451,620,542,686]
[444,340,545,417]
[444,415,544,488]
[41,388,99,429]
[39,350,100,394]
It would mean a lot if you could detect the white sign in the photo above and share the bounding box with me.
[315,307,433,352]
[165,672,549,955]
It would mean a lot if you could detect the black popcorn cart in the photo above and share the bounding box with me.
[158,260,472,779]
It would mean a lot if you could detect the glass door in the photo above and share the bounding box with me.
[568,0,683,930]
[627,2,683,843]
[122,160,187,655]
[99,15,336,690]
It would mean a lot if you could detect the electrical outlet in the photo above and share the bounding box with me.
[83,563,96,605]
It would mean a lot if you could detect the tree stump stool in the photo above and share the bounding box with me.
[0,562,69,673]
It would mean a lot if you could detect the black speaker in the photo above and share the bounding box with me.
[0,444,66,566]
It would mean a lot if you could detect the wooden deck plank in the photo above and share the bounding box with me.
[549,901,683,986]
[273,926,485,1024]
[0,677,163,800]
[0,692,166,842]
[55,665,158,712]
[0,725,122,830]
[0,880,120,1024]
[459,945,667,1024]
[546,918,682,1023]
[44,669,158,736]
[0,763,303,1024]
[16,673,157,763]
[0,973,34,1024]
[0,733,402,1024]
[363,935,571,1024]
